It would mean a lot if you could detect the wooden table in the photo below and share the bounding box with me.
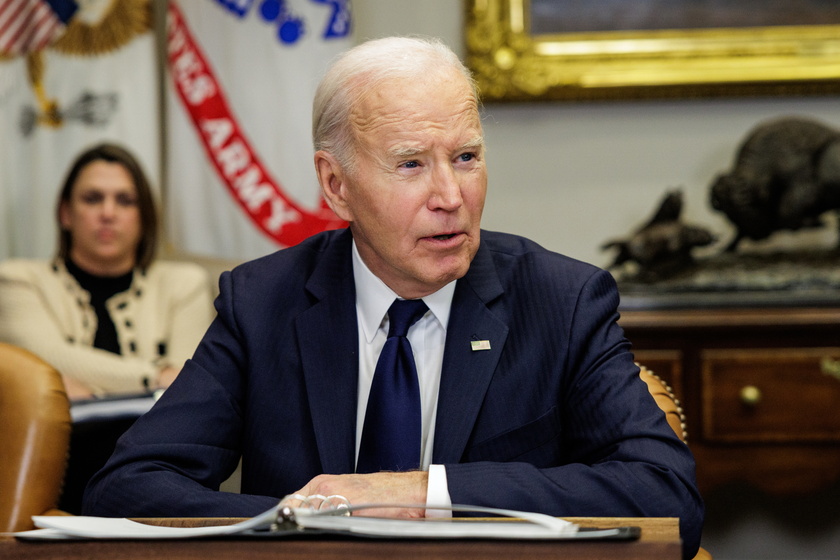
[0,517,680,560]
[621,306,840,495]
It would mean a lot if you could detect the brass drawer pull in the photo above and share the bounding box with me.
[739,385,762,406]
[821,357,840,382]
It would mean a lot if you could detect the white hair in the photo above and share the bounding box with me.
[312,36,479,174]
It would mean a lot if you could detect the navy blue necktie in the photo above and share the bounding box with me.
[357,298,428,473]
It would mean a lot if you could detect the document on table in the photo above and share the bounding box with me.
[15,502,639,542]
[18,505,278,540]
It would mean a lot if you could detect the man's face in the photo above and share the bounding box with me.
[59,160,142,275]
[321,68,487,299]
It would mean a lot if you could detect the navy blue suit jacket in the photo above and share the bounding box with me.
[84,229,703,558]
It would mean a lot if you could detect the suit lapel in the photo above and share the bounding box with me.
[433,241,508,463]
[295,231,510,470]
[296,231,359,475]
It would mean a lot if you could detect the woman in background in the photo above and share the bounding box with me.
[0,142,215,512]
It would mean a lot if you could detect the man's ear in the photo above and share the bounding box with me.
[314,150,353,222]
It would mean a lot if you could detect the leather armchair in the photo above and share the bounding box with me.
[639,364,712,560]
[0,343,72,532]
[639,365,689,443]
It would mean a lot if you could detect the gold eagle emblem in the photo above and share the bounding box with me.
[1,0,152,130]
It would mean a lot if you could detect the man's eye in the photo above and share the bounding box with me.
[458,152,476,162]
[401,160,419,169]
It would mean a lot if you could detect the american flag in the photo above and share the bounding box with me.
[0,0,77,56]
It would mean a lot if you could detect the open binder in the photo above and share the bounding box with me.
[15,498,640,542]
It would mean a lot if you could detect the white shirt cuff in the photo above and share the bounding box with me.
[425,464,452,518]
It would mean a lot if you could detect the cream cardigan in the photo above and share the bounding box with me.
[0,259,215,395]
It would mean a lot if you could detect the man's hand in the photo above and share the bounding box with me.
[292,471,429,518]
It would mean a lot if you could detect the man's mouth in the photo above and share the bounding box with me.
[432,234,456,241]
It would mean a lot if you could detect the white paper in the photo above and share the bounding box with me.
[295,513,578,539]
[17,506,277,540]
[70,394,158,423]
[15,503,579,541]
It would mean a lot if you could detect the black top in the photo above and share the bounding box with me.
[65,258,133,355]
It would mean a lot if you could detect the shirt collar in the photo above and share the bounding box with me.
[352,240,455,344]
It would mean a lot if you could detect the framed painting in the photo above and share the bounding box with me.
[465,0,840,101]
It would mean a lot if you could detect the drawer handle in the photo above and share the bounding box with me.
[739,385,762,406]
[821,357,840,382]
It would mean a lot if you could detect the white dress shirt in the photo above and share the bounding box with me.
[352,241,454,515]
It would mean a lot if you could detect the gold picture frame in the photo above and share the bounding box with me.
[465,0,840,101]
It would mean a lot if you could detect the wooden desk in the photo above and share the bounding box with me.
[621,306,840,495]
[0,517,680,560]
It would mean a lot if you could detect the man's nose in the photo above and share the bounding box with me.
[430,165,463,210]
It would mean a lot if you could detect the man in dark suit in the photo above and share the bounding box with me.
[84,36,703,558]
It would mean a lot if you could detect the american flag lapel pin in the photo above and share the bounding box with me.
[470,339,491,351]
